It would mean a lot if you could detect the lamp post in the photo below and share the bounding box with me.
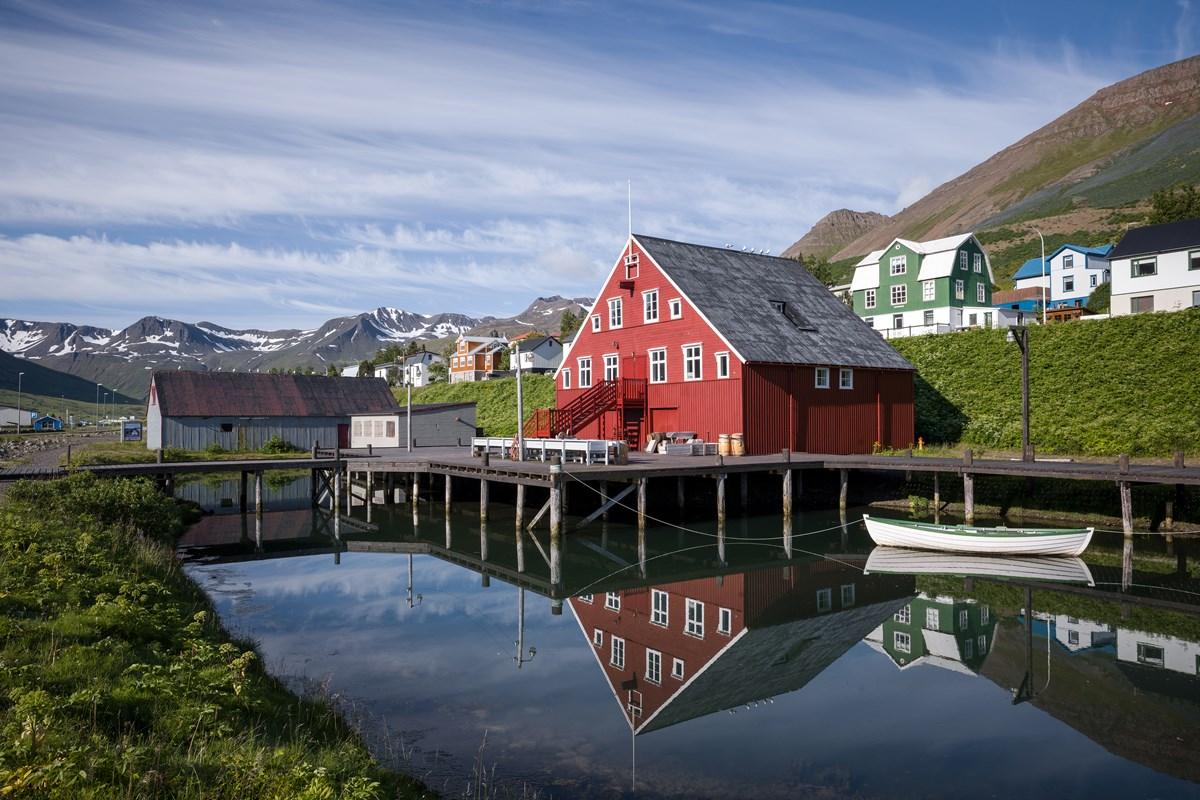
[103,392,110,432]
[1007,326,1032,462]
[1031,227,1046,325]
[514,343,524,462]
[95,383,102,430]
[16,371,24,435]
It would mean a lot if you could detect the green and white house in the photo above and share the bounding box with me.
[864,593,997,675]
[850,233,1004,338]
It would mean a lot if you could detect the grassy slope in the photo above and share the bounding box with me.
[0,473,427,799]
[892,309,1200,456]
[65,440,311,466]
[401,375,556,436]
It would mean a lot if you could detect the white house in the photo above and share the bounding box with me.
[1117,627,1200,674]
[1109,218,1200,315]
[1045,244,1112,309]
[401,351,442,387]
[1048,614,1116,652]
[512,335,562,373]
[1012,257,1050,293]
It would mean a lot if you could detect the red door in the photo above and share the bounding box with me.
[338,424,350,449]
[623,354,647,380]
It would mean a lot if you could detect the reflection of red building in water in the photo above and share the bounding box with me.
[570,561,913,734]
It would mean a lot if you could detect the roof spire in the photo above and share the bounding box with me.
[627,179,633,243]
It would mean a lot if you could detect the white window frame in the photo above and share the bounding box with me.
[892,314,903,329]
[1063,275,1074,293]
[864,288,876,309]
[593,628,603,647]
[562,368,571,390]
[816,588,832,613]
[974,253,982,273]
[965,638,974,658]
[840,583,855,607]
[715,351,730,379]
[977,634,988,655]
[1063,253,1074,269]
[624,252,639,279]
[814,367,830,389]
[894,631,912,654]
[645,649,662,685]
[642,289,659,323]
[604,591,620,611]
[925,607,940,631]
[671,657,685,679]
[579,593,593,603]
[650,589,669,627]
[922,280,934,301]
[954,279,964,300]
[959,609,969,629]
[577,357,592,388]
[590,314,601,332]
[608,297,623,328]
[1131,257,1157,278]
[682,344,702,381]
[603,353,619,382]
[685,598,704,638]
[889,255,906,276]
[669,298,683,319]
[977,282,986,303]
[890,284,907,306]
[610,636,625,669]
[717,607,732,635]
[865,317,874,328]
[838,368,853,390]
[923,309,934,326]
[1090,273,1098,287]
[980,606,990,625]
[649,348,667,384]
[959,251,968,270]
[895,604,911,624]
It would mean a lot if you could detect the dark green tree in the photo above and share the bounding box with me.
[1086,282,1111,314]
[1148,184,1200,225]
[559,309,582,340]
[325,364,340,377]
[357,359,374,377]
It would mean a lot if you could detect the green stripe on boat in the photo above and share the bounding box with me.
[865,515,1090,537]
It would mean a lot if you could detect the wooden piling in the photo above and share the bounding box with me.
[782,468,792,522]
[637,477,647,538]
[782,512,793,558]
[240,471,248,511]
[515,485,526,573]
[333,468,341,515]
[480,478,489,522]
[444,474,452,515]
[366,466,373,523]
[1120,480,1133,590]
[254,470,264,522]
[962,449,974,524]
[838,469,848,513]
[933,472,941,523]
[600,483,609,523]
[717,474,727,562]
[344,464,351,515]
[550,465,563,586]
[740,472,749,511]
[412,472,420,504]
[480,517,488,562]
[676,476,685,512]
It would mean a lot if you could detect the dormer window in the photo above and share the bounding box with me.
[624,252,639,279]
[770,300,786,313]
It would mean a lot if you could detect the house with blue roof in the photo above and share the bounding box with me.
[1012,256,1050,292]
[1010,243,1113,311]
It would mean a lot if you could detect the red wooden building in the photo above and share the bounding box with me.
[533,235,914,454]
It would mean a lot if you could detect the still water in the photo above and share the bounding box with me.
[177,477,1200,799]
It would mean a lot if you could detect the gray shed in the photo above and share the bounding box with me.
[350,402,478,448]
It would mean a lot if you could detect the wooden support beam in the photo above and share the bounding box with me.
[344,464,351,515]
[444,515,452,549]
[574,483,636,531]
[838,468,849,513]
[480,517,489,562]
[782,468,792,522]
[963,473,975,525]
[717,473,726,563]
[516,484,526,573]
[366,466,373,524]
[480,478,489,522]
[550,466,563,586]
[933,472,941,524]
[1120,480,1133,590]
[637,477,647,538]
[255,470,264,522]
[240,470,248,511]
[412,472,420,504]
[444,474,452,515]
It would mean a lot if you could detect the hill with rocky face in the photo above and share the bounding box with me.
[0,295,591,398]
[781,209,890,261]
[812,55,1200,262]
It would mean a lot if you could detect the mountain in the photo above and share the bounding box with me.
[781,209,891,261]
[804,55,1200,264]
[0,296,591,399]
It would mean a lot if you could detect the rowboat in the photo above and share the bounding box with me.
[862,514,1093,557]
[864,546,1095,586]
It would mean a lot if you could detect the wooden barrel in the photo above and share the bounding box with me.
[718,434,732,456]
[731,433,745,456]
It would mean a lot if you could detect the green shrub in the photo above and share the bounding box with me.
[261,436,301,455]
[204,441,227,456]
[400,374,556,436]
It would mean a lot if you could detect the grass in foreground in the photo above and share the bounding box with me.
[0,473,429,799]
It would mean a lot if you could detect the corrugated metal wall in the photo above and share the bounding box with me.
[742,365,914,454]
[161,417,342,451]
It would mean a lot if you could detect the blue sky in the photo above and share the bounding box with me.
[0,0,1195,329]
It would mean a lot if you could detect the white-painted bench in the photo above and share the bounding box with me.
[470,437,621,465]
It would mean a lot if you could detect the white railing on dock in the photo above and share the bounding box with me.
[471,436,622,465]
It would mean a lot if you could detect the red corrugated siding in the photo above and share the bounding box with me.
[742,364,914,454]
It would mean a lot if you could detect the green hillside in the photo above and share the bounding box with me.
[400,375,556,436]
[892,309,1200,456]
[0,351,142,423]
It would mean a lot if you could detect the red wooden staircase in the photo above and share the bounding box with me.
[524,378,647,444]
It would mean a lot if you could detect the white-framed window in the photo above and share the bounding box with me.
[889,256,906,276]
[980,607,990,625]
[814,367,830,389]
[1090,273,1098,287]
[590,314,601,332]
[865,317,874,328]
[1063,254,1074,269]
[954,279,964,300]
[974,253,982,273]
[562,368,571,390]
[649,348,667,383]
[977,283,986,303]
[894,631,912,654]
[895,604,911,624]
[669,298,683,318]
[958,609,969,628]
[683,344,702,381]
[715,351,730,379]
[816,588,832,613]
[968,313,978,327]
[926,607,940,631]
[685,598,704,637]
[922,280,935,301]
[672,657,685,679]
[864,288,876,309]
[603,353,619,382]
[578,357,592,388]
[891,284,907,306]
[579,593,593,603]
[840,584,855,607]
[1131,257,1157,277]
[651,589,669,627]
[892,314,903,329]
[1063,275,1074,293]
[593,628,603,646]
[964,638,974,658]
[608,297,623,328]
[984,312,993,327]
[959,251,968,270]
[645,649,662,684]
[605,592,620,611]
[625,251,639,279]
[610,636,625,668]
[977,635,988,655]
[642,290,659,323]
[1137,642,1165,667]
[923,310,934,326]
[717,607,732,635]
[838,368,853,390]
[1131,295,1154,313]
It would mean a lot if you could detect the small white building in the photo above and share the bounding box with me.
[400,351,442,387]
[1049,614,1115,652]
[512,335,562,373]
[1117,627,1200,674]
[1109,218,1200,315]
[349,402,477,448]
[340,364,360,378]
[1045,244,1112,309]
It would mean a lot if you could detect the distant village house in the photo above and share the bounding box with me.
[1108,218,1200,315]
[449,335,508,383]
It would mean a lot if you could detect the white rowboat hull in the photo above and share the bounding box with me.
[864,546,1095,586]
[863,515,1093,557]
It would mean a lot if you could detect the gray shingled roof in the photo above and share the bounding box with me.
[635,235,913,371]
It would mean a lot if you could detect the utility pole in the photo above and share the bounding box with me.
[514,343,524,461]
[95,383,102,430]
[16,371,24,435]
[1031,227,1047,325]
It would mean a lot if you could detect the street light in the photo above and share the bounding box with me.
[103,392,110,431]
[1006,326,1032,462]
[514,343,524,462]
[16,371,24,435]
[95,383,102,429]
[1030,227,1047,325]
